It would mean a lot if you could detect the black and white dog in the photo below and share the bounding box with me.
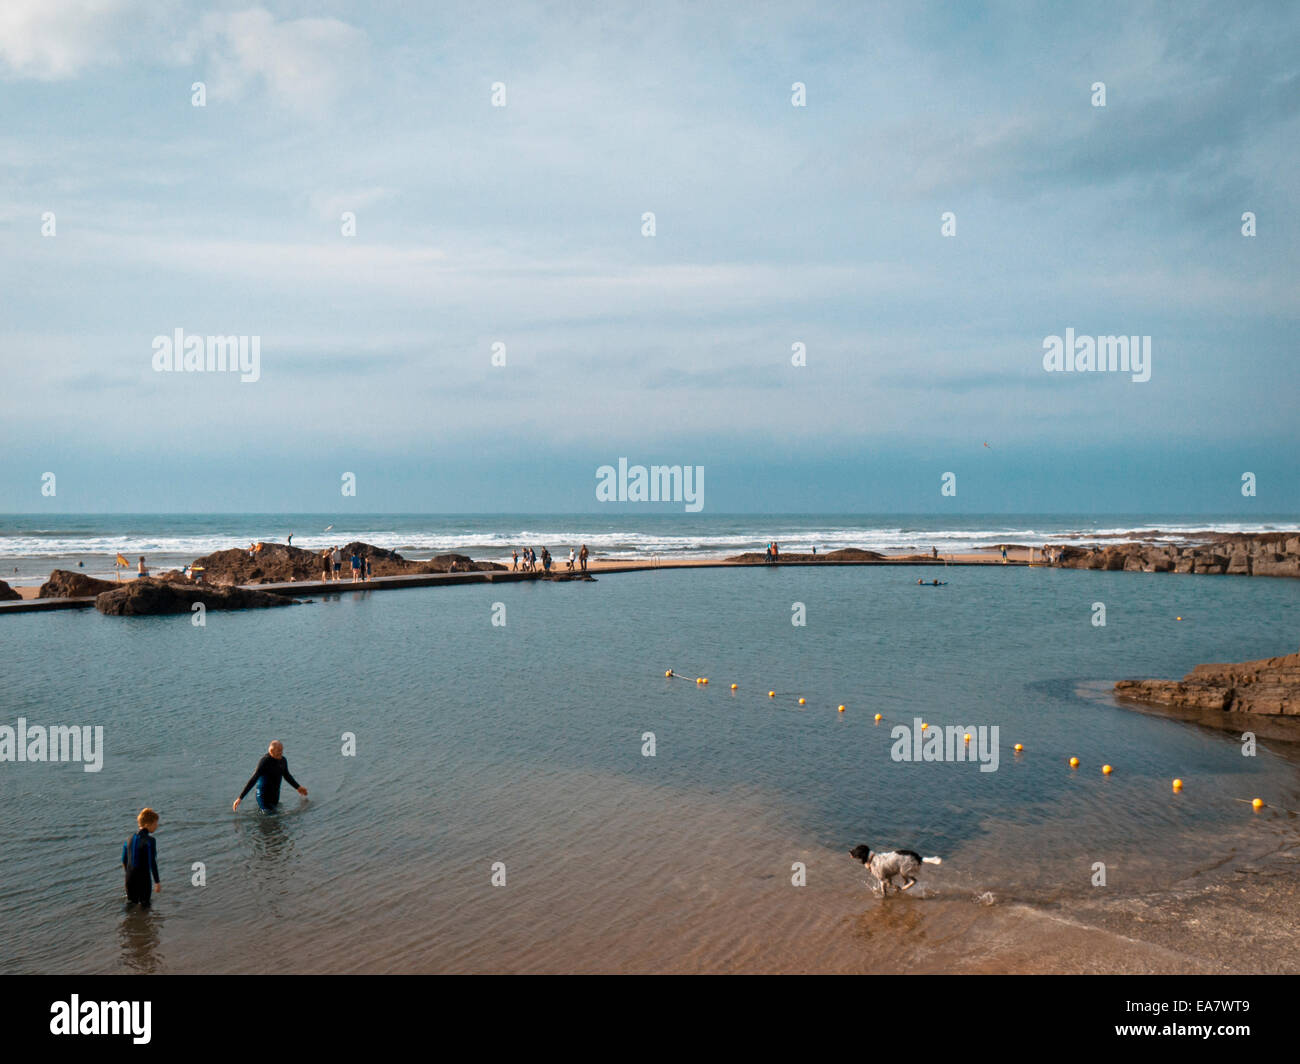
[849,843,942,893]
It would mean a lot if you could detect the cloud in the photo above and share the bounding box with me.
[194,8,370,115]
[0,0,145,80]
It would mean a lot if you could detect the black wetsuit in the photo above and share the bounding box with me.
[122,829,159,905]
[239,754,301,811]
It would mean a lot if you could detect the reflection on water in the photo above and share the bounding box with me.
[118,905,165,974]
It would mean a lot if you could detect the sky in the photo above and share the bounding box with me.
[1,0,1297,513]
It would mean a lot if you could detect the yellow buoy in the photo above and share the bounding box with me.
[1069,757,1079,768]
[730,683,738,690]
[1102,764,1112,775]
[1252,798,1264,810]
[798,697,806,705]
[838,705,845,713]
[1176,616,1182,621]
[1014,743,1023,752]
[874,713,882,722]
[769,691,776,698]
[963,733,971,743]
[695,677,702,684]
[920,722,929,731]
[665,670,673,677]
[1173,778,1183,791]
[701,678,708,685]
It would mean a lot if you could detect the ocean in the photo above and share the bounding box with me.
[2,516,1300,972]
[3,512,1300,584]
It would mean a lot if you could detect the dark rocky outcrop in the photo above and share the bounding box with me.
[1116,648,1300,719]
[420,552,506,573]
[726,548,885,564]
[1050,533,1300,578]
[38,569,125,599]
[187,542,504,585]
[95,580,298,616]
[0,580,21,602]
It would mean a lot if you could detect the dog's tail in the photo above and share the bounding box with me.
[922,856,942,865]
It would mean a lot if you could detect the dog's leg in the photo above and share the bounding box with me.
[900,876,916,891]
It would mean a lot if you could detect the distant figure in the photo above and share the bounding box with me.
[932,546,938,559]
[1001,545,1008,565]
[568,548,575,571]
[233,740,307,813]
[331,546,342,579]
[773,542,780,563]
[917,578,924,584]
[321,549,332,581]
[542,547,552,573]
[137,556,148,579]
[287,533,293,547]
[366,558,373,580]
[78,561,84,567]
[812,546,817,555]
[932,579,941,586]
[122,807,161,907]
[579,544,588,571]
[512,549,519,571]
[350,551,362,582]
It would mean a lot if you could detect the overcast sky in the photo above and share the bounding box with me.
[2,0,1297,513]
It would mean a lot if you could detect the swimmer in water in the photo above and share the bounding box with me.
[233,740,307,813]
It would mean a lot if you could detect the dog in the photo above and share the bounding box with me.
[849,843,942,894]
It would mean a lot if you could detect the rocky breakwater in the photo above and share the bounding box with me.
[0,580,21,602]
[37,570,127,598]
[1054,533,1300,577]
[1115,648,1300,738]
[726,548,885,564]
[95,580,299,616]
[181,542,505,585]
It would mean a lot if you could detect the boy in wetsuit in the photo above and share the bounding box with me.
[122,807,161,906]
[232,740,308,813]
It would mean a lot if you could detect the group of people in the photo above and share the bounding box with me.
[320,546,372,582]
[764,542,781,564]
[511,544,588,573]
[122,740,307,909]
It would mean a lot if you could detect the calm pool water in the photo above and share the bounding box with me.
[3,565,1298,972]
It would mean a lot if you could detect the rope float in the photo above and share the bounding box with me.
[662,666,1285,816]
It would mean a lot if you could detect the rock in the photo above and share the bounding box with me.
[187,542,507,584]
[38,569,125,598]
[1055,534,1298,579]
[1253,554,1300,578]
[725,548,884,563]
[0,580,21,602]
[1116,647,1300,718]
[95,580,298,616]
[420,553,506,573]
[190,543,352,585]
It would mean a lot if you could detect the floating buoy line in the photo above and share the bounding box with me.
[661,666,1288,815]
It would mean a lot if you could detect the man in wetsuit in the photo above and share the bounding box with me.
[122,807,161,906]
[232,740,308,812]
